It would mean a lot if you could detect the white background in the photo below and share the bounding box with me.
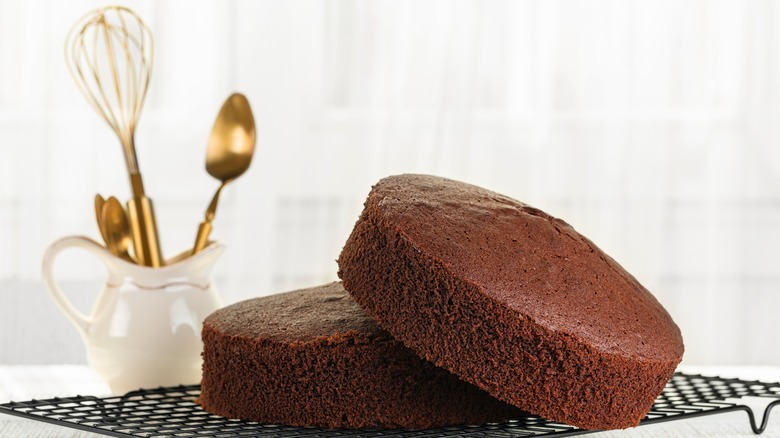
[0,0,778,367]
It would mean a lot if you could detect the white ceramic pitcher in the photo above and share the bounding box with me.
[42,236,223,394]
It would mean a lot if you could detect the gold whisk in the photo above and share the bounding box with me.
[66,6,163,267]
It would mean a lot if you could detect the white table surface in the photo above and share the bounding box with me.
[1,365,779,437]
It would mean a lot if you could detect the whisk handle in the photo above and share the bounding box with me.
[130,172,146,197]
[127,196,163,267]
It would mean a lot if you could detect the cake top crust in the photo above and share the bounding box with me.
[204,282,387,343]
[365,174,684,361]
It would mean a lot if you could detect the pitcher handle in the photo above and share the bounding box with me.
[42,236,111,337]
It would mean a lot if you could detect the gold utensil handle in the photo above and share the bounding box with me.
[127,196,163,267]
[192,221,213,255]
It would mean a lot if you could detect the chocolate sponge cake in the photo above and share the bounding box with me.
[199,282,523,429]
[338,174,684,430]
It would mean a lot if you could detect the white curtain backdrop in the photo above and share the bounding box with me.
[0,0,778,366]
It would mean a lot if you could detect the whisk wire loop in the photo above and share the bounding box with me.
[65,6,153,175]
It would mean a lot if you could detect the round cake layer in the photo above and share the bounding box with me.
[199,282,522,429]
[337,174,684,430]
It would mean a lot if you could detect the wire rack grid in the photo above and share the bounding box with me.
[1,372,779,438]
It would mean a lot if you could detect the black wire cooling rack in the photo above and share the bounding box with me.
[1,372,779,438]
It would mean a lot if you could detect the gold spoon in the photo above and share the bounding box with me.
[192,93,257,254]
[103,197,135,263]
[94,195,109,247]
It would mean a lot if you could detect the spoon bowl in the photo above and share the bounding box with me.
[206,94,256,180]
[95,194,109,246]
[103,196,134,263]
